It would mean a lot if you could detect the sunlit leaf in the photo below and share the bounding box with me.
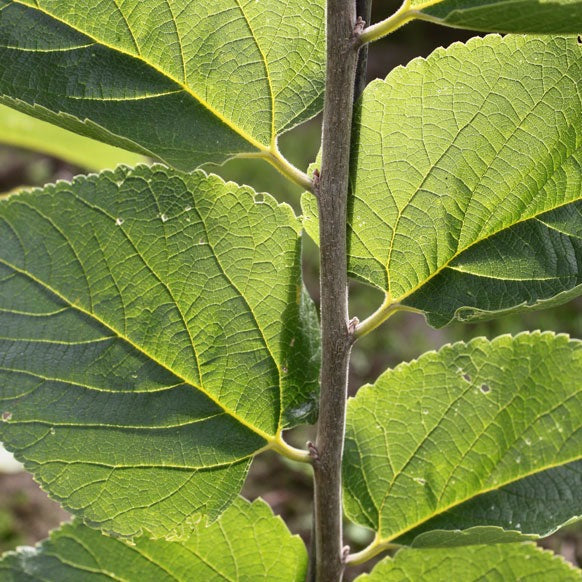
[344,333,582,550]
[302,35,582,327]
[0,0,325,170]
[0,498,308,581]
[0,165,319,538]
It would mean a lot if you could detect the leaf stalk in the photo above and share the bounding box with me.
[346,536,402,565]
[271,434,312,464]
[354,295,421,338]
[238,149,313,192]
[358,0,415,45]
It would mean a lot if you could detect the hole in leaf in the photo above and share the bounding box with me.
[480,384,491,394]
[578,35,582,45]
[462,373,471,382]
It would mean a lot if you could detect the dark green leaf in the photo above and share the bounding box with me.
[401,461,582,547]
[0,0,325,170]
[0,498,308,581]
[344,333,581,551]
[413,0,582,34]
[0,165,319,538]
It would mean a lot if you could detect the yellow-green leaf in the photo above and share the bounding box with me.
[302,35,582,327]
[0,0,325,170]
[0,498,308,581]
[344,333,581,552]
[0,165,319,538]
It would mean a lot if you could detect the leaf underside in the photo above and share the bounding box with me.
[344,332,582,547]
[0,0,325,170]
[357,543,582,581]
[413,0,582,34]
[0,164,319,539]
[0,498,308,581]
[401,460,582,547]
[302,34,582,327]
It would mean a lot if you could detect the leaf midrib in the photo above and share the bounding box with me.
[372,387,582,544]
[371,195,582,310]
[375,454,582,547]
[12,0,271,154]
[234,0,276,145]
[0,256,275,444]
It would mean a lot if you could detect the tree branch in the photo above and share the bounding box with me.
[354,0,373,100]
[311,1,361,580]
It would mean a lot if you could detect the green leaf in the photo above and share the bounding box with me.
[343,333,582,551]
[0,104,145,170]
[302,35,582,327]
[356,544,582,581]
[0,164,319,538]
[405,201,582,327]
[408,526,537,548]
[412,0,582,34]
[0,0,325,171]
[0,497,308,581]
[401,461,582,547]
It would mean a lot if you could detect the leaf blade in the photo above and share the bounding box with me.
[344,333,582,546]
[0,0,325,170]
[412,0,582,34]
[399,461,582,547]
[302,34,582,327]
[0,165,319,537]
[356,544,582,581]
[0,498,308,581]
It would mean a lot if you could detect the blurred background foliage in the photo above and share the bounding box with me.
[0,2,579,577]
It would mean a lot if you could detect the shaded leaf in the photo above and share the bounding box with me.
[401,461,582,547]
[0,165,319,538]
[0,0,325,170]
[0,498,308,581]
[344,333,582,550]
[302,35,582,327]
[409,526,536,548]
[0,104,145,170]
[412,0,582,34]
[356,544,582,581]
